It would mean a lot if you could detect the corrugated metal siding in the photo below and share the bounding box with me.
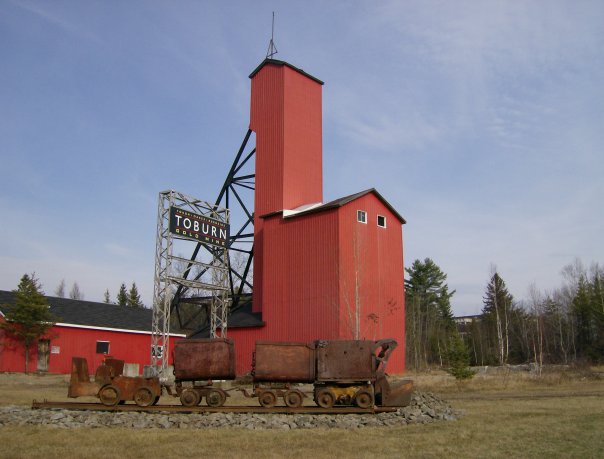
[229,195,407,375]
[250,64,284,217]
[250,64,283,313]
[337,194,406,373]
[262,211,341,341]
[250,62,324,314]
[250,62,323,216]
[230,210,340,375]
[282,66,323,210]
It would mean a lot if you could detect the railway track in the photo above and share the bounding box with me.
[31,400,398,415]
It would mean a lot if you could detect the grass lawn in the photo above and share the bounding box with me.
[0,369,602,458]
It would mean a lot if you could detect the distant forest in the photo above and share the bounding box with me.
[405,258,604,370]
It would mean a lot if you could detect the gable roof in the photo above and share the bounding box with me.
[261,188,407,224]
[0,290,185,336]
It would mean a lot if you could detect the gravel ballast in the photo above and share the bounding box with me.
[0,392,459,430]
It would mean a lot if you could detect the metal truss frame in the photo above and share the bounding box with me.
[172,129,255,332]
[151,190,230,379]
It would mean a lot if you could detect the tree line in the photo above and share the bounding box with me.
[405,258,604,371]
[53,279,145,308]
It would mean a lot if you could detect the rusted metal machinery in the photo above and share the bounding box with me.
[66,338,412,411]
[68,357,161,407]
[249,339,412,408]
[171,338,413,409]
[172,338,236,407]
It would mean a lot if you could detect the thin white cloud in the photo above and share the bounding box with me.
[9,0,103,44]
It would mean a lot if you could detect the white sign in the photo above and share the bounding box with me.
[151,345,164,359]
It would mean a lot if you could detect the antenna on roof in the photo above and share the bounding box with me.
[266,12,278,59]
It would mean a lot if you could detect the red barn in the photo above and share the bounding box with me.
[195,59,407,375]
[0,291,184,374]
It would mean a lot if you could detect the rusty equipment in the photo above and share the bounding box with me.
[68,357,161,407]
[66,338,412,411]
[172,338,235,407]
[245,339,413,409]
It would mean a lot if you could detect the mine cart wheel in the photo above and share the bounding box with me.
[99,385,121,406]
[354,390,374,409]
[315,388,335,409]
[180,388,201,407]
[284,390,303,408]
[134,387,155,407]
[259,390,277,408]
[206,389,226,407]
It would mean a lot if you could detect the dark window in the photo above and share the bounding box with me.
[357,210,367,224]
[96,341,110,354]
[377,215,387,228]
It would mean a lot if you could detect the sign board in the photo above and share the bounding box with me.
[151,345,164,359]
[169,207,229,247]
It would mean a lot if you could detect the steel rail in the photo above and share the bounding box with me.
[31,400,397,415]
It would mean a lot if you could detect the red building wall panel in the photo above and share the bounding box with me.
[250,62,323,217]
[250,64,285,218]
[250,61,323,314]
[282,67,323,210]
[261,211,340,341]
[337,195,406,373]
[0,324,182,374]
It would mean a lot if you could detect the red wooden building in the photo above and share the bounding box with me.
[195,59,407,375]
[0,291,184,374]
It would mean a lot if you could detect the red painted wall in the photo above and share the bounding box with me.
[0,323,182,374]
[260,210,341,341]
[250,61,323,314]
[226,193,406,375]
[250,61,323,216]
[337,194,406,373]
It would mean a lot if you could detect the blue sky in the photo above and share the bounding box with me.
[1,0,602,315]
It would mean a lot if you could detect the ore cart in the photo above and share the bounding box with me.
[172,338,236,407]
[251,341,316,407]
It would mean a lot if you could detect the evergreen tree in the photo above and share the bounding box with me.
[589,270,604,360]
[116,283,128,306]
[482,272,514,365]
[573,277,594,359]
[127,282,144,308]
[0,274,55,373]
[103,289,111,304]
[405,258,456,369]
[446,333,475,380]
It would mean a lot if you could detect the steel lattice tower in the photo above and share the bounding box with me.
[151,190,230,380]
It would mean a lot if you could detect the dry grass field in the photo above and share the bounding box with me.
[0,367,602,459]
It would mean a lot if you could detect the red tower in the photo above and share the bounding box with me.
[200,59,407,374]
[250,60,324,314]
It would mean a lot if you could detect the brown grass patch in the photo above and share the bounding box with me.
[0,369,602,458]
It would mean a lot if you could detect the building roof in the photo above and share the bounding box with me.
[0,290,185,336]
[249,58,324,85]
[261,188,407,224]
[189,299,264,339]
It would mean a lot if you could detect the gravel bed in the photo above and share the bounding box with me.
[0,392,460,430]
